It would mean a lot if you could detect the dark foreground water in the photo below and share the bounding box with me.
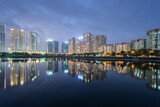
[0,58,160,107]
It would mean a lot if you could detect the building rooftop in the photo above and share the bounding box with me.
[147,28,160,33]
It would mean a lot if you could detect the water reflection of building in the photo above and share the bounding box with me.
[46,59,58,76]
[1,59,160,92]
[67,61,106,83]
[130,68,145,80]
[62,60,68,73]
[81,63,94,83]
[146,69,160,91]
[10,62,26,86]
[28,62,39,82]
[68,61,75,77]
[93,63,106,81]
[0,62,6,89]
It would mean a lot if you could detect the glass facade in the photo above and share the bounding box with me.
[28,32,39,52]
[53,41,58,53]
[62,41,68,53]
[46,40,53,54]
[0,25,5,52]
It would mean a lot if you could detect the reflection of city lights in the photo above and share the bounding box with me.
[46,71,53,76]
[131,64,135,69]
[20,81,24,85]
[32,76,37,81]
[36,59,39,63]
[41,58,45,63]
[78,75,83,80]
[158,86,160,90]
[10,82,13,86]
[64,69,68,73]
[96,60,100,64]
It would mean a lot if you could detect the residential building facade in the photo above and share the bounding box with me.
[0,25,5,52]
[83,33,94,53]
[68,37,75,53]
[146,29,160,50]
[11,29,25,51]
[131,39,146,50]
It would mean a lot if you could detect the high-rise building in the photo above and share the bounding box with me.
[100,45,107,53]
[100,44,112,53]
[62,41,68,53]
[116,43,131,52]
[0,25,6,52]
[53,41,58,53]
[46,40,53,54]
[107,45,112,53]
[95,35,107,52]
[11,29,26,51]
[75,40,82,53]
[83,33,94,53]
[112,44,117,52]
[68,37,75,53]
[131,39,146,50]
[28,32,39,52]
[146,29,160,50]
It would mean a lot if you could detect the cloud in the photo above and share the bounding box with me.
[0,0,160,51]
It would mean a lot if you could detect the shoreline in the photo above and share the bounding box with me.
[0,56,160,62]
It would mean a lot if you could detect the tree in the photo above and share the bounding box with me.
[142,50,149,57]
[153,50,159,57]
[120,51,125,57]
[112,52,116,56]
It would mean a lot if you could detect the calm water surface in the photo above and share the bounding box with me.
[0,58,160,107]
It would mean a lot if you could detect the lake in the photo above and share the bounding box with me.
[0,58,160,107]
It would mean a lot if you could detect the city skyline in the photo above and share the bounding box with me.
[0,0,160,50]
[1,1,160,106]
[0,25,160,54]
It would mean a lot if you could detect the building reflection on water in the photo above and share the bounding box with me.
[46,59,58,76]
[10,62,26,86]
[63,60,160,91]
[0,58,160,91]
[28,60,39,82]
[0,62,6,89]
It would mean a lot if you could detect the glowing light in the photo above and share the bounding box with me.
[41,58,45,63]
[78,75,83,80]
[20,81,24,85]
[47,39,53,42]
[64,69,68,73]
[131,51,135,54]
[78,36,83,40]
[64,41,68,44]
[46,71,53,76]
[31,76,37,81]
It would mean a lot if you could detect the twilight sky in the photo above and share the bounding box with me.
[0,0,160,51]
